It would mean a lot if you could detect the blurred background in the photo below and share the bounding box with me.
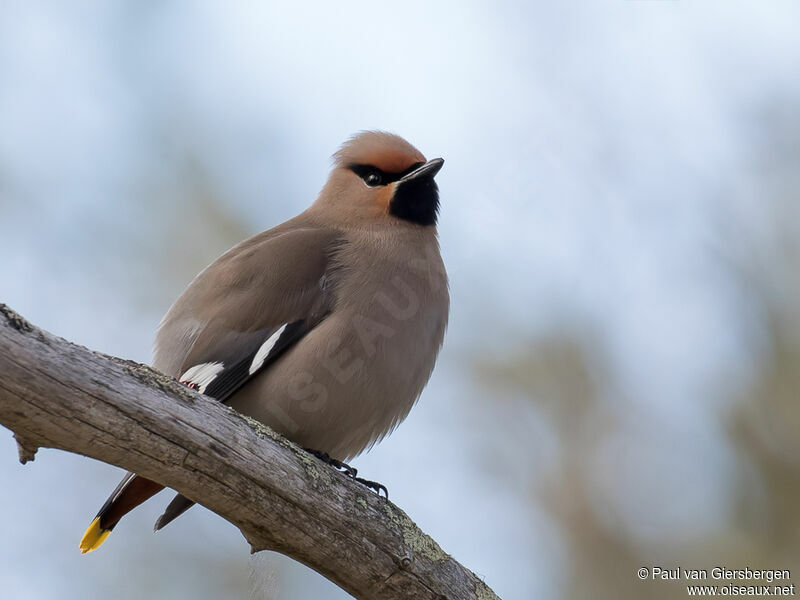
[1,2,799,599]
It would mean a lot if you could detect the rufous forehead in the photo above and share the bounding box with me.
[359,148,425,173]
[335,132,426,174]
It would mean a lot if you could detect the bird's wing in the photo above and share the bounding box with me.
[178,320,308,402]
[149,223,342,531]
[154,223,342,403]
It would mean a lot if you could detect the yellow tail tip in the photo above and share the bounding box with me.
[79,517,111,554]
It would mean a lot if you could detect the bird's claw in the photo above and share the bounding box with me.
[305,448,388,498]
[354,477,388,498]
[305,449,356,476]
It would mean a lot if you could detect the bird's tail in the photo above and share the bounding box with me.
[154,493,196,531]
[79,472,164,554]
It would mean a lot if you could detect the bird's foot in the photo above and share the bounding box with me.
[304,449,388,498]
[353,477,388,498]
[305,449,358,477]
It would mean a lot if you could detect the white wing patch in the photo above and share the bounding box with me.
[249,324,288,375]
[180,362,225,393]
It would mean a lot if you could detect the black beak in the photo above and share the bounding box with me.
[398,158,444,183]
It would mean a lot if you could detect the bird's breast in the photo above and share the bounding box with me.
[230,233,448,460]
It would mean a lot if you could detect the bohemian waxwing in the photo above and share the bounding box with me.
[79,131,449,553]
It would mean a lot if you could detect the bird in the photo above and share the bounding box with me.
[79,131,449,553]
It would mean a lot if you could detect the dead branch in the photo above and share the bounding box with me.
[0,303,499,600]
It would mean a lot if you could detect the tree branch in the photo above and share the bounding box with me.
[0,303,499,600]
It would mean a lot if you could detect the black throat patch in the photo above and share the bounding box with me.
[389,177,440,226]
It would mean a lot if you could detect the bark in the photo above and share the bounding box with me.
[0,303,499,600]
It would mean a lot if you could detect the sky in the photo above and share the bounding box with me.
[1,2,799,599]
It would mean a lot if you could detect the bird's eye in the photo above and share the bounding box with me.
[349,165,387,187]
[364,172,382,187]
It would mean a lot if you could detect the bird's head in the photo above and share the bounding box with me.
[315,131,444,227]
